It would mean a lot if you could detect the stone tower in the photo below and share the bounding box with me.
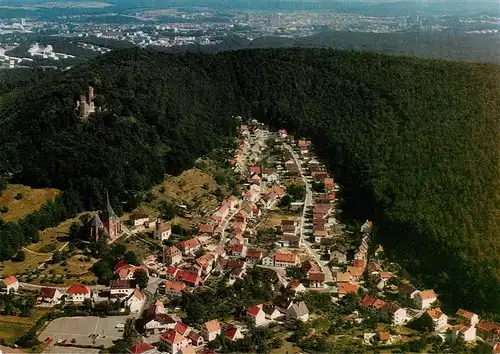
[76,86,96,118]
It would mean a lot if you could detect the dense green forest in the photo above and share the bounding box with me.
[0,48,498,312]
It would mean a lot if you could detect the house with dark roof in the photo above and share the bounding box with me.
[38,287,63,304]
[186,330,204,347]
[286,301,309,322]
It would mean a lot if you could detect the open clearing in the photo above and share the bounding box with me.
[0,308,50,344]
[1,252,52,276]
[26,214,85,253]
[260,211,300,229]
[39,316,128,348]
[33,255,98,286]
[0,184,60,222]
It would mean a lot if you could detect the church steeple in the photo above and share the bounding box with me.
[104,190,118,220]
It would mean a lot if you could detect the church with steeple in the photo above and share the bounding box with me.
[89,191,122,242]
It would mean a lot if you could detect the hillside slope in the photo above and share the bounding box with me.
[0,48,498,312]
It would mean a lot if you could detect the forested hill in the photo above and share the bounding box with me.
[0,48,499,312]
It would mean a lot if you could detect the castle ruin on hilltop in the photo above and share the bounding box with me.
[76,86,96,118]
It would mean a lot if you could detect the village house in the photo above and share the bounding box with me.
[476,321,500,341]
[346,265,365,280]
[414,289,438,309]
[450,323,476,342]
[65,284,91,303]
[201,320,221,342]
[273,252,299,268]
[336,272,354,284]
[224,195,240,211]
[323,177,335,190]
[144,308,179,335]
[110,279,136,299]
[228,267,246,285]
[129,213,150,228]
[160,329,191,354]
[225,326,244,341]
[263,304,283,321]
[245,248,263,264]
[314,229,328,243]
[494,343,500,354]
[186,331,204,347]
[248,172,262,184]
[399,283,419,300]
[174,322,191,337]
[231,243,247,258]
[126,289,145,313]
[248,304,267,326]
[384,302,407,326]
[0,275,19,294]
[161,281,187,297]
[178,238,201,255]
[456,309,480,326]
[376,331,393,345]
[175,270,203,288]
[287,279,307,294]
[196,253,216,275]
[338,283,358,298]
[128,342,160,354]
[330,244,348,264]
[281,234,301,248]
[281,219,299,236]
[198,223,214,235]
[164,246,183,266]
[154,221,172,241]
[373,272,392,290]
[115,262,149,280]
[425,308,448,331]
[38,287,63,305]
[286,301,309,322]
[262,255,274,267]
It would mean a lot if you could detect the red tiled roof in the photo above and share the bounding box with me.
[247,305,262,317]
[164,246,181,256]
[157,223,171,233]
[372,299,387,309]
[338,283,358,295]
[477,321,500,333]
[353,259,366,269]
[67,284,90,295]
[3,275,18,286]
[418,289,437,300]
[493,342,500,354]
[165,281,186,293]
[456,309,476,320]
[203,320,220,333]
[232,244,244,253]
[180,238,200,250]
[160,329,186,344]
[308,271,325,282]
[175,322,189,335]
[198,224,214,234]
[167,266,179,275]
[378,331,390,341]
[246,249,262,259]
[129,342,155,354]
[360,295,377,307]
[225,327,240,341]
[40,287,58,298]
[274,252,297,263]
[114,259,129,271]
[426,308,445,320]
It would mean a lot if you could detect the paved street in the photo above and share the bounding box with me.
[284,143,334,284]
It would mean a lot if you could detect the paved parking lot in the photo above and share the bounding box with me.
[39,316,128,348]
